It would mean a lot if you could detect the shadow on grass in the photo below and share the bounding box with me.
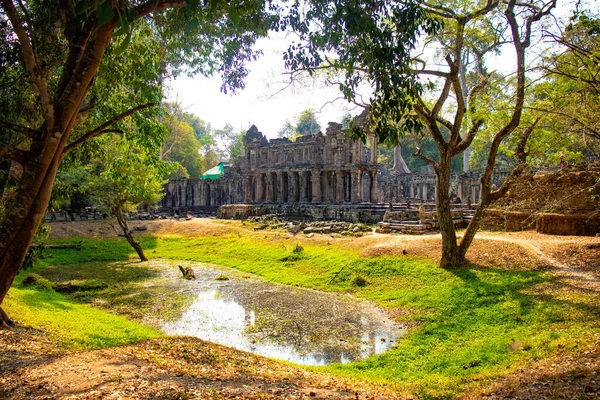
[450,265,600,324]
[41,236,159,265]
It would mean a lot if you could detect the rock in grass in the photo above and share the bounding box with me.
[178,265,196,280]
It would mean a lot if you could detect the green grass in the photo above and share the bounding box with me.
[8,228,600,395]
[5,263,162,350]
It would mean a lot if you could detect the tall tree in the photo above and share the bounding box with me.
[0,0,276,326]
[295,109,320,136]
[161,103,204,178]
[277,119,295,138]
[87,137,165,262]
[286,0,556,268]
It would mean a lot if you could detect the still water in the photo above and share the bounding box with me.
[162,264,403,366]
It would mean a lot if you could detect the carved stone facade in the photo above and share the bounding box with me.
[242,123,379,204]
[160,121,510,213]
[160,122,379,211]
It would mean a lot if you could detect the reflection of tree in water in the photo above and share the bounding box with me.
[221,280,399,363]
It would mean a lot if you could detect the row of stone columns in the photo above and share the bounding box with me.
[409,183,435,201]
[246,169,378,203]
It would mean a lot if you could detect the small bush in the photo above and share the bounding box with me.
[21,273,54,291]
[215,274,229,281]
[350,275,367,287]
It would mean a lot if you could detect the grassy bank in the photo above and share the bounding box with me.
[8,224,599,396]
[5,262,162,351]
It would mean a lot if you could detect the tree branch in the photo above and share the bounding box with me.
[487,119,537,204]
[1,0,54,126]
[0,144,27,165]
[413,147,436,167]
[135,0,187,19]
[0,120,37,137]
[63,103,154,155]
[451,119,483,157]
[63,129,124,156]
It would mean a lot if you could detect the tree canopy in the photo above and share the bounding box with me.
[0,0,281,325]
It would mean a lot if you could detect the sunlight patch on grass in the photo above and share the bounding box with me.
[4,285,161,351]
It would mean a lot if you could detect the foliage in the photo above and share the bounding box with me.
[228,131,246,160]
[284,0,557,267]
[283,1,440,144]
[161,103,204,179]
[202,149,220,172]
[87,137,166,216]
[213,123,246,160]
[379,136,463,173]
[277,119,296,138]
[0,0,282,315]
[20,224,51,272]
[295,109,321,136]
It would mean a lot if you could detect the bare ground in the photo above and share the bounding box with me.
[1,218,599,399]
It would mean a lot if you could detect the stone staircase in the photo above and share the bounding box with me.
[376,209,473,234]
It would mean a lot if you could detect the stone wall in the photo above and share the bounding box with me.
[480,210,536,231]
[537,213,600,236]
[217,203,388,224]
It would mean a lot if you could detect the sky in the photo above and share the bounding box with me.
[167,33,365,139]
[166,1,582,141]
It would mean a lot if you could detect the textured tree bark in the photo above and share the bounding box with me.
[435,157,463,269]
[0,131,63,326]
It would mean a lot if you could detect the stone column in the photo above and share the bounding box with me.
[422,184,428,201]
[265,172,273,202]
[369,171,378,203]
[326,171,334,202]
[351,171,361,203]
[298,171,307,203]
[311,169,322,203]
[457,178,464,202]
[370,136,377,164]
[245,176,252,202]
[256,174,264,202]
[335,171,345,202]
[277,172,285,202]
[288,172,296,203]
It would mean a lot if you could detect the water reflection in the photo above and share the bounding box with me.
[162,266,403,366]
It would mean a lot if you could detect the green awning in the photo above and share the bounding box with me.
[201,162,225,180]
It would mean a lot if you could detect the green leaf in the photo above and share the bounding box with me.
[127,8,139,23]
[229,8,241,25]
[114,29,132,56]
[96,2,114,26]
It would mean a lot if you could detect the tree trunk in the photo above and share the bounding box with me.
[0,130,66,324]
[390,145,411,174]
[0,306,14,327]
[115,208,148,262]
[0,18,115,320]
[436,158,465,269]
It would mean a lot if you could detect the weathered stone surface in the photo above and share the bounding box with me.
[537,213,600,236]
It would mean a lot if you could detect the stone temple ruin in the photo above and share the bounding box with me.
[160,116,505,225]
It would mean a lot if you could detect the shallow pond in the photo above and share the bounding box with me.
[161,262,403,366]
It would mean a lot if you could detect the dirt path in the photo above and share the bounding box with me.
[0,330,395,399]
